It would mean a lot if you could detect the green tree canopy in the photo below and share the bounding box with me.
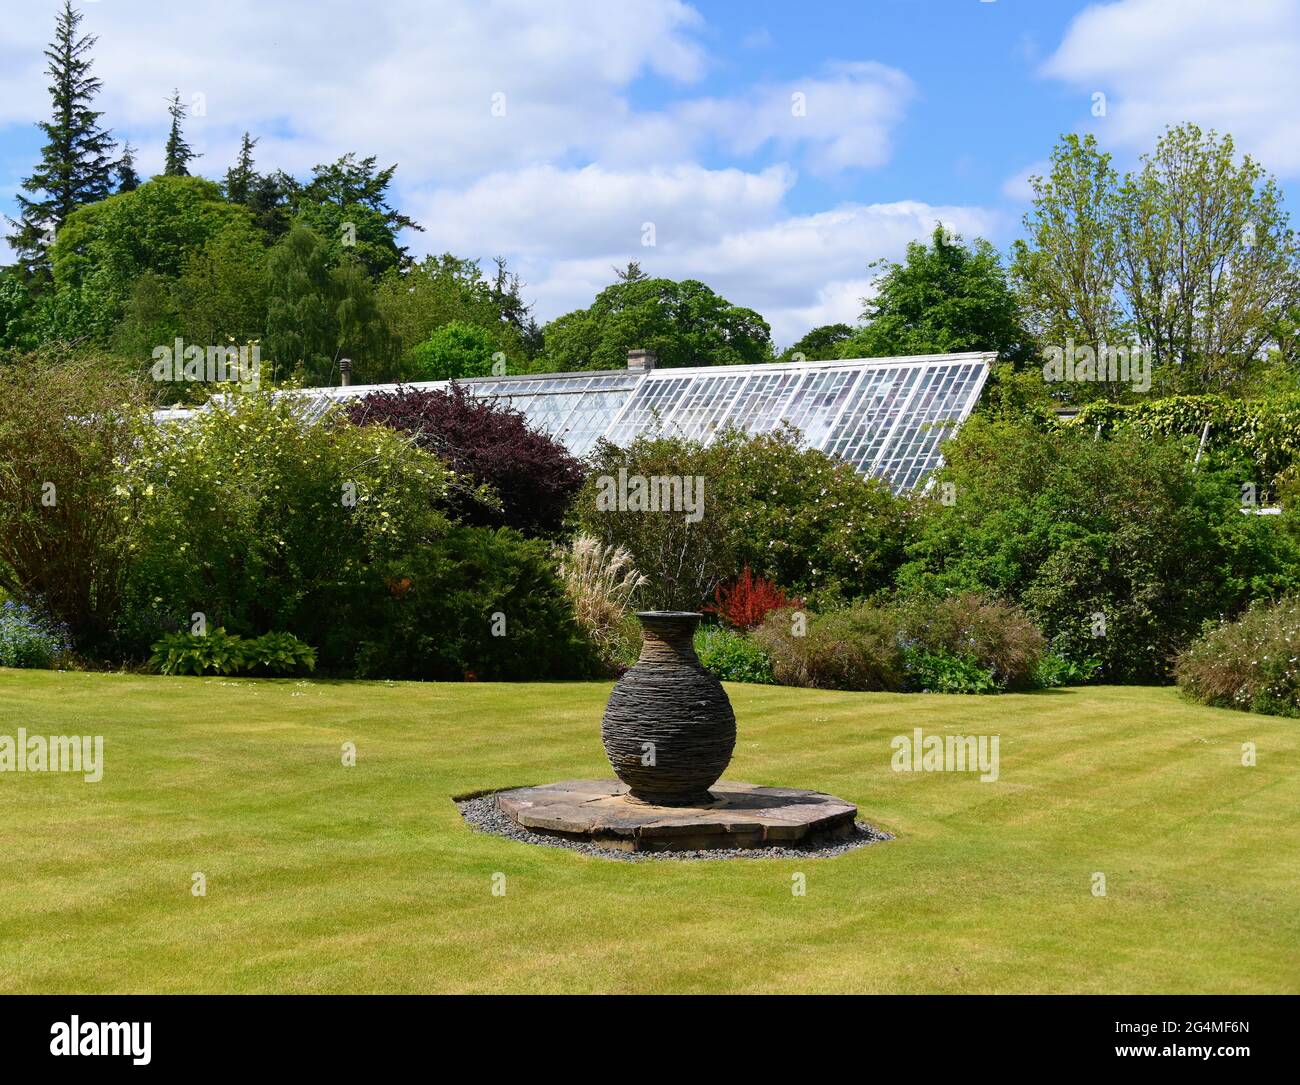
[114,141,140,193]
[48,175,246,340]
[173,215,269,348]
[285,153,422,276]
[264,222,394,385]
[407,320,498,381]
[1012,125,1300,394]
[842,225,1036,366]
[782,323,854,361]
[542,276,773,371]
[163,89,199,177]
[223,132,258,204]
[376,253,529,371]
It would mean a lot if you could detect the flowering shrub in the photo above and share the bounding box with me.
[0,599,71,669]
[708,566,801,630]
[1176,599,1300,717]
[345,384,584,536]
[120,391,454,657]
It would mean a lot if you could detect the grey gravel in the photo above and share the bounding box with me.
[455,793,893,862]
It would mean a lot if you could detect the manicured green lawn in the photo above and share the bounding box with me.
[0,669,1296,993]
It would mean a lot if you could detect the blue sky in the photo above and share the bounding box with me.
[2,0,1298,345]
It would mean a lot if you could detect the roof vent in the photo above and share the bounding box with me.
[627,348,656,372]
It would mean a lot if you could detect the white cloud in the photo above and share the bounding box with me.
[1001,160,1050,202]
[2,4,915,183]
[410,163,794,259]
[0,0,710,180]
[676,62,914,174]
[1042,0,1300,175]
[414,163,1002,345]
[660,201,1003,343]
[0,0,963,348]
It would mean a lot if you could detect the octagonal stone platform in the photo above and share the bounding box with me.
[495,779,858,852]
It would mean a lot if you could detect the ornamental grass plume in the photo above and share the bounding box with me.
[557,535,648,668]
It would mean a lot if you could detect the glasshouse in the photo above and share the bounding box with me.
[161,350,993,492]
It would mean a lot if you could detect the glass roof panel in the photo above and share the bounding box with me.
[154,357,989,490]
[601,374,694,446]
[664,372,752,443]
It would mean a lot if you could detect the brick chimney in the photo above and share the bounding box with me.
[627,348,656,372]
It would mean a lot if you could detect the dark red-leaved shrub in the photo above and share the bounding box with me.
[709,565,801,630]
[344,384,584,536]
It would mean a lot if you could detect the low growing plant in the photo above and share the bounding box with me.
[1034,652,1102,689]
[149,629,316,677]
[896,593,1045,691]
[902,647,999,694]
[694,625,775,684]
[242,631,317,676]
[149,628,249,676]
[0,599,71,669]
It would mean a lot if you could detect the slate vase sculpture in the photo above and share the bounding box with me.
[601,611,736,806]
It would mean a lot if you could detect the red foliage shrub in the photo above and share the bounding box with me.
[344,384,584,536]
[709,566,801,630]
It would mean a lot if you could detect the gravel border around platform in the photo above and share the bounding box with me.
[454,793,893,862]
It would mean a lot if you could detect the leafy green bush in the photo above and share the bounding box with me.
[901,647,998,694]
[150,628,249,676]
[694,625,775,684]
[575,427,912,610]
[149,629,316,677]
[1034,653,1101,689]
[1175,599,1300,717]
[1064,394,1300,502]
[242,631,317,676]
[407,320,498,381]
[753,606,905,691]
[895,593,1045,691]
[341,525,599,681]
[0,357,151,657]
[0,599,71,669]
[897,417,1300,682]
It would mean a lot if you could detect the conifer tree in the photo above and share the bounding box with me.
[224,132,259,203]
[5,0,115,281]
[163,89,199,176]
[115,141,140,193]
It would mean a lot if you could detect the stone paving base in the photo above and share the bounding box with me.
[495,779,859,852]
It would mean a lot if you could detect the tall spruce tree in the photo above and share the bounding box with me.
[6,0,115,282]
[115,141,140,193]
[163,89,198,176]
[224,132,259,203]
